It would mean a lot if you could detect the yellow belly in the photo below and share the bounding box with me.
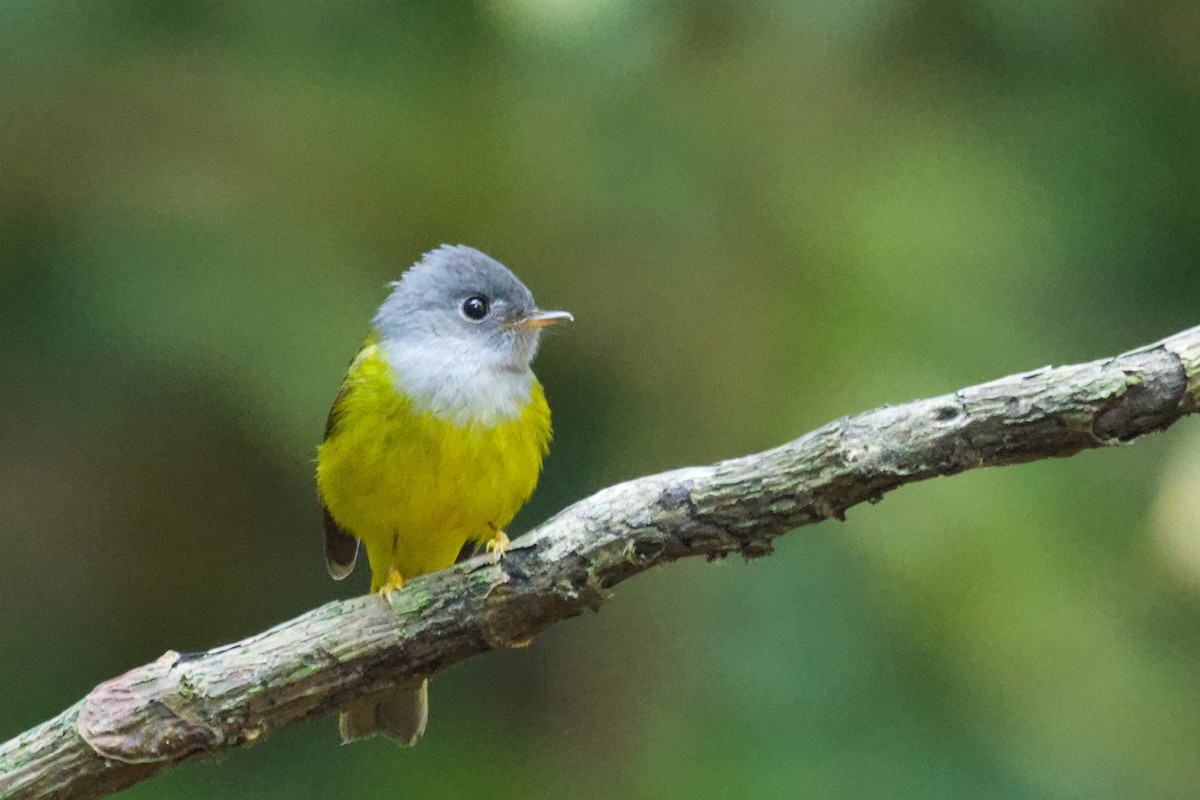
[316,343,551,588]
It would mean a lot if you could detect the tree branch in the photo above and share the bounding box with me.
[4,325,1200,800]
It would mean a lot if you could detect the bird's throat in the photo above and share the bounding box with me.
[379,339,536,427]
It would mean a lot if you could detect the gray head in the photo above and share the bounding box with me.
[372,245,572,424]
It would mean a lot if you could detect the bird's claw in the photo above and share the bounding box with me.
[486,530,510,564]
[378,567,404,600]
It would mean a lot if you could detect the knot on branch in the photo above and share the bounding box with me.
[479,556,602,649]
[77,651,226,765]
[1093,354,1190,443]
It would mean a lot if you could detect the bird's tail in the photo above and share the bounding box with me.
[339,679,428,745]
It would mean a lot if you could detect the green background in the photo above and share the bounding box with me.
[4,1,1200,798]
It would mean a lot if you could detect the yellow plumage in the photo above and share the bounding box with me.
[316,337,551,590]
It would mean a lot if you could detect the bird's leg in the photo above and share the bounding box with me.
[378,567,404,599]
[485,526,510,564]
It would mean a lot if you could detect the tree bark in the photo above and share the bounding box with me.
[3,325,1200,800]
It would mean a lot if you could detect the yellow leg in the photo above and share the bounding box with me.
[364,533,403,597]
[485,529,510,564]
[378,567,404,599]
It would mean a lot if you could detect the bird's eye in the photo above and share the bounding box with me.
[461,294,490,321]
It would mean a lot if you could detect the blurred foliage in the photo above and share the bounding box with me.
[4,1,1200,798]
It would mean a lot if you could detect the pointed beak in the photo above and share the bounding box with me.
[511,309,574,330]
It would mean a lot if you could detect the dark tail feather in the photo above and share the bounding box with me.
[339,680,428,746]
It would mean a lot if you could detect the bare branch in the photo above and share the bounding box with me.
[3,325,1200,800]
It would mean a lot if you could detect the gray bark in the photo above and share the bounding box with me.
[3,325,1200,800]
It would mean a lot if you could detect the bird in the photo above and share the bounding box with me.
[316,244,572,744]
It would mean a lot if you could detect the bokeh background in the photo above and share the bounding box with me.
[4,1,1200,798]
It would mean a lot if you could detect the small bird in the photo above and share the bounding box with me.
[316,245,571,744]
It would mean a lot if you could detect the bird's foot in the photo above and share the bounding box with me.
[486,530,510,564]
[377,567,404,600]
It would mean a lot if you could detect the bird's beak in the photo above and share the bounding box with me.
[511,309,574,330]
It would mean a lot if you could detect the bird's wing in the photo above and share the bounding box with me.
[322,500,359,579]
[319,346,370,580]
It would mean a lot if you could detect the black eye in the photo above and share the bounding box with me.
[461,294,490,321]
